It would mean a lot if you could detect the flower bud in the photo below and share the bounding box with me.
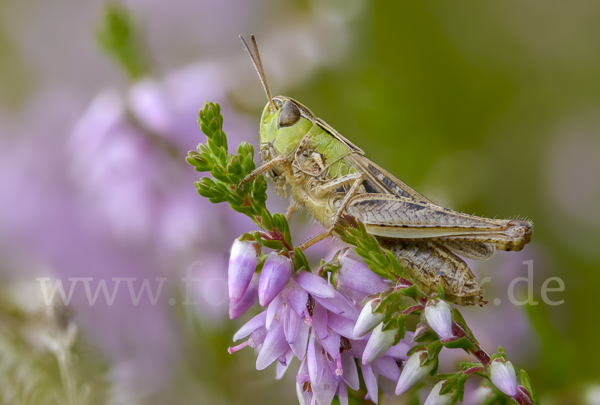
[489,358,517,397]
[258,253,293,306]
[354,299,384,338]
[228,238,260,304]
[424,381,452,405]
[395,350,434,395]
[229,273,259,319]
[362,322,396,365]
[424,299,453,339]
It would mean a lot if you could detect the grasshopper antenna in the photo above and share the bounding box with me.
[240,35,277,113]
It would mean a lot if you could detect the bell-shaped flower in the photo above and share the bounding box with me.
[354,298,384,338]
[229,273,259,319]
[424,381,453,405]
[489,358,518,397]
[396,349,434,395]
[228,238,259,304]
[362,322,396,365]
[228,311,267,354]
[336,251,389,296]
[424,299,453,339]
[258,253,293,306]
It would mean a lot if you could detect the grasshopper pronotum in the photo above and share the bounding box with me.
[238,36,532,306]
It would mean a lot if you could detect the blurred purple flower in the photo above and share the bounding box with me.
[69,73,256,254]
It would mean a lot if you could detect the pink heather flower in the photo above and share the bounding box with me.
[228,262,413,405]
[296,327,410,405]
[336,250,389,296]
[296,353,351,405]
[424,299,453,339]
[396,349,434,395]
[424,381,453,405]
[354,298,384,338]
[259,253,294,306]
[489,358,518,397]
[229,273,259,319]
[228,238,260,304]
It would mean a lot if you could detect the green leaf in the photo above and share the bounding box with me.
[437,284,446,300]
[459,361,481,369]
[208,196,227,204]
[398,285,420,299]
[519,369,541,405]
[252,176,268,207]
[406,345,426,357]
[241,152,255,176]
[368,251,388,269]
[260,208,273,231]
[427,340,443,361]
[439,376,458,395]
[430,357,439,376]
[196,178,217,198]
[413,329,436,343]
[442,336,477,352]
[385,250,405,277]
[457,374,468,401]
[272,214,293,246]
[294,248,311,272]
[261,239,285,250]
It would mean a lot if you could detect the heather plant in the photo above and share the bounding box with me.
[187,102,542,405]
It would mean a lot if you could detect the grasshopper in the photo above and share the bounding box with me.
[238,36,532,306]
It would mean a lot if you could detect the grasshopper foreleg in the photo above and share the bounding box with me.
[238,155,296,189]
[298,173,363,250]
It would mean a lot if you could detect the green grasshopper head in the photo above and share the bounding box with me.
[241,35,316,172]
[259,96,314,162]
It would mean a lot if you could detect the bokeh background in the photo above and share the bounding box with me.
[0,0,599,404]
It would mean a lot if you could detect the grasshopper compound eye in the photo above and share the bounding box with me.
[278,100,301,127]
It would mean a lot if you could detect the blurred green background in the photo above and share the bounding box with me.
[0,0,599,404]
